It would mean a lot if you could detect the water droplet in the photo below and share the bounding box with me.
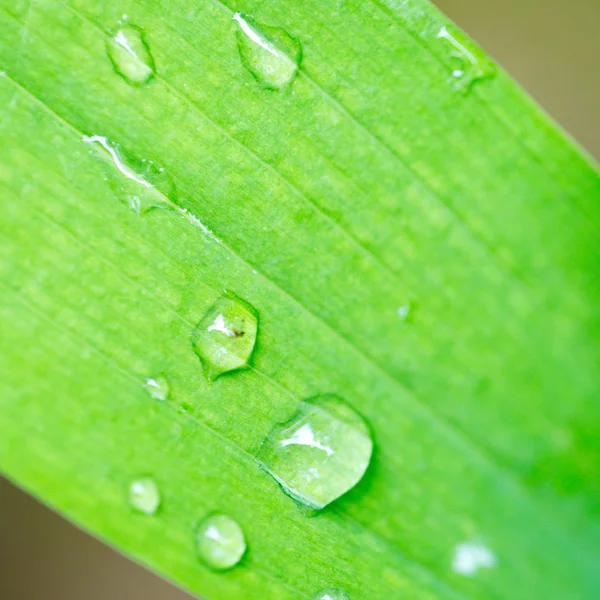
[128,477,160,515]
[191,291,258,381]
[106,24,155,86]
[195,513,246,570]
[257,395,372,510]
[84,136,222,244]
[83,135,173,213]
[314,590,350,600]
[145,374,169,400]
[436,25,495,91]
[452,540,496,576]
[397,303,411,321]
[233,12,301,90]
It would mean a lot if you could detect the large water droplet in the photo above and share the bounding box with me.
[257,395,372,510]
[191,291,258,381]
[128,477,160,515]
[145,374,169,401]
[195,513,246,570]
[314,590,351,600]
[83,135,173,214]
[233,13,301,90]
[107,24,155,86]
[436,25,494,92]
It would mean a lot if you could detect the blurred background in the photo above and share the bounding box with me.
[437,0,599,160]
[1,0,599,598]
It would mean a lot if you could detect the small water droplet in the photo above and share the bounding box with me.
[83,135,173,213]
[191,291,258,381]
[145,374,169,400]
[397,303,411,321]
[106,24,155,86]
[452,540,496,576]
[314,590,350,600]
[257,395,372,510]
[195,513,246,570]
[128,477,160,515]
[233,12,301,90]
[436,25,494,91]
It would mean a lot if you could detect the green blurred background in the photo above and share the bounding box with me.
[1,0,598,598]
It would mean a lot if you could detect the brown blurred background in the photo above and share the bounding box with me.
[1,0,599,599]
[438,0,600,160]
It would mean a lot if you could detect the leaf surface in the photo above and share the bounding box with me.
[1,0,599,598]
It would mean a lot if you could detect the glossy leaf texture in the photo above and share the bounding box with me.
[0,0,599,599]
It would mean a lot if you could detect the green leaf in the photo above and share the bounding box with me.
[1,0,599,599]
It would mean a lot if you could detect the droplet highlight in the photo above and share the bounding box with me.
[128,477,160,515]
[145,374,169,401]
[195,513,246,570]
[397,303,411,321]
[257,394,372,510]
[314,590,350,600]
[452,540,496,576]
[83,135,173,214]
[436,25,495,91]
[107,24,155,86]
[191,291,258,381]
[233,12,301,90]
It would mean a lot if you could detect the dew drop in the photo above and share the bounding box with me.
[257,394,372,510]
[83,137,220,241]
[83,135,173,214]
[233,12,301,90]
[195,513,246,570]
[397,303,411,321]
[436,25,495,91]
[145,374,169,401]
[314,590,351,600]
[128,477,160,515]
[452,540,496,576]
[191,291,258,381]
[106,24,155,86]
